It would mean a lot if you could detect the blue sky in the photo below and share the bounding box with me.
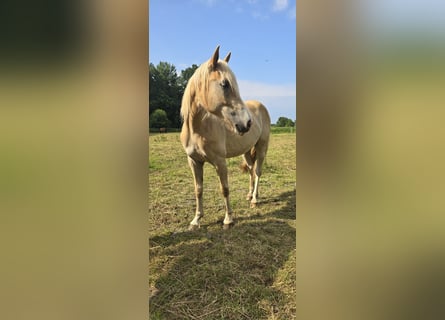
[149,0,296,123]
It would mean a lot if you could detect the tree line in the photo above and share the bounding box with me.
[274,117,295,127]
[149,61,295,129]
[149,61,198,129]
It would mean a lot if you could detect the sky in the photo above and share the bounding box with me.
[149,0,296,124]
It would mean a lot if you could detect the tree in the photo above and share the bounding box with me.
[276,117,295,127]
[178,64,199,91]
[149,62,200,129]
[149,109,171,129]
[149,62,182,128]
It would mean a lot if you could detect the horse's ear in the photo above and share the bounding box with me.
[223,52,231,63]
[210,45,220,69]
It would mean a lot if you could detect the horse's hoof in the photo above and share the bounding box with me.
[250,202,257,208]
[188,224,200,231]
[223,222,234,230]
[246,195,252,201]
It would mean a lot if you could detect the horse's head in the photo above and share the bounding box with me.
[198,46,252,135]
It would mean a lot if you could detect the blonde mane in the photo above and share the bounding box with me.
[180,60,240,122]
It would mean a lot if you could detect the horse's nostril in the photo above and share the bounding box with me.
[235,123,249,134]
[247,120,252,129]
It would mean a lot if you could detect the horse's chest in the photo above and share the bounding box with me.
[185,140,209,161]
[184,135,224,162]
[185,145,203,158]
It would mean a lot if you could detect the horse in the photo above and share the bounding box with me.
[159,127,167,134]
[180,45,271,230]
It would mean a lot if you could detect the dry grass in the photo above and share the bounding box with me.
[149,132,296,319]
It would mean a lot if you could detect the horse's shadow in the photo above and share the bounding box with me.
[149,190,296,319]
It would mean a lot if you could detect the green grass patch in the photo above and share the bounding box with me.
[149,132,296,319]
[270,126,295,134]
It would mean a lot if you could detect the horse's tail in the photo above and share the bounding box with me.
[239,148,256,173]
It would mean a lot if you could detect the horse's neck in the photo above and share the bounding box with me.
[189,106,204,131]
[187,105,214,134]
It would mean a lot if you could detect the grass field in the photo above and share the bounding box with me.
[148,132,296,319]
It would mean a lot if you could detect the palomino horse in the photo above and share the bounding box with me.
[180,46,270,230]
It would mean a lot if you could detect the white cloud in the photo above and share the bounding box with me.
[239,95,296,123]
[252,11,269,20]
[196,0,218,6]
[238,80,295,97]
[237,80,296,121]
[273,0,289,12]
[257,96,296,123]
[288,5,296,19]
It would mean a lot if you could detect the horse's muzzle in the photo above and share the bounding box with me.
[235,119,252,135]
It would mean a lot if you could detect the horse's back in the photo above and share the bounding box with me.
[245,100,271,142]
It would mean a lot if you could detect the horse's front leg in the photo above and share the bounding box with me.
[214,159,233,228]
[188,157,204,230]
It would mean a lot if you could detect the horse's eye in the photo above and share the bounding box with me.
[220,80,229,89]
[230,111,236,116]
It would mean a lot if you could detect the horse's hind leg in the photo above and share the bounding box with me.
[250,144,267,208]
[188,157,204,230]
[242,152,255,201]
